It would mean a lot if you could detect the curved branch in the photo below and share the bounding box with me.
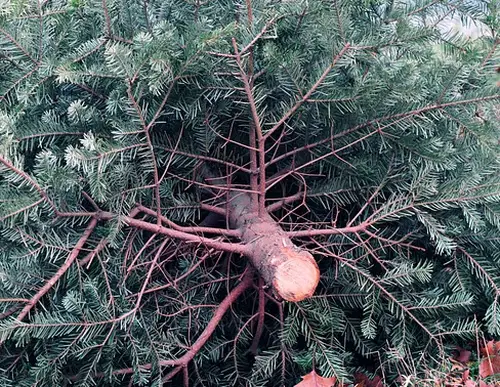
[266,191,305,213]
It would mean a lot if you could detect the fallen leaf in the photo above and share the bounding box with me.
[478,340,500,379]
[294,370,337,387]
[479,353,500,378]
[481,341,499,357]
[353,373,383,387]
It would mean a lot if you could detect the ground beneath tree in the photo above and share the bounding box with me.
[296,340,500,387]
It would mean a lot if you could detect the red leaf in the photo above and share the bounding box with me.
[479,340,500,378]
[479,353,500,378]
[354,373,383,387]
[481,341,499,357]
[294,370,337,387]
[464,380,477,387]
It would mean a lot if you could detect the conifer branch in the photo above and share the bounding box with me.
[266,94,500,168]
[15,218,98,322]
[0,155,57,212]
[266,190,305,212]
[95,211,249,255]
[100,0,112,37]
[0,64,41,102]
[135,204,241,237]
[250,277,266,354]
[101,268,254,378]
[233,37,267,213]
[339,258,441,347]
[126,87,163,225]
[263,43,351,141]
[1,1,498,384]
[0,27,39,65]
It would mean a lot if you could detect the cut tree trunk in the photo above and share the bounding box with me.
[227,191,320,302]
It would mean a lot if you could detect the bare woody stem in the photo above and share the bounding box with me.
[286,221,371,238]
[15,218,98,322]
[233,38,267,215]
[97,268,254,378]
[95,211,249,255]
[136,204,241,238]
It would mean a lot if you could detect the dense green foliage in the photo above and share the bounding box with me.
[0,0,499,385]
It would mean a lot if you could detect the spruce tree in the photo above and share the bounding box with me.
[0,0,499,385]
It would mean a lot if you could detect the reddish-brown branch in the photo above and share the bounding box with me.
[266,94,500,169]
[145,52,201,132]
[0,298,30,303]
[364,229,425,252]
[158,146,252,174]
[0,305,22,320]
[126,87,163,225]
[136,205,241,237]
[16,218,98,322]
[266,191,305,213]
[240,16,280,55]
[266,127,379,191]
[101,269,253,378]
[166,170,257,195]
[200,203,226,216]
[71,38,106,63]
[232,38,267,214]
[101,0,112,36]
[132,239,170,318]
[407,0,442,16]
[0,198,45,222]
[459,248,500,296]
[248,123,259,206]
[95,211,249,255]
[130,249,217,297]
[16,131,86,143]
[250,277,266,354]
[480,38,498,68]
[245,0,253,25]
[0,63,40,101]
[286,221,370,238]
[79,237,109,268]
[0,27,38,64]
[125,233,157,275]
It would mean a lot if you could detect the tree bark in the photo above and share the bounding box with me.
[228,191,320,302]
